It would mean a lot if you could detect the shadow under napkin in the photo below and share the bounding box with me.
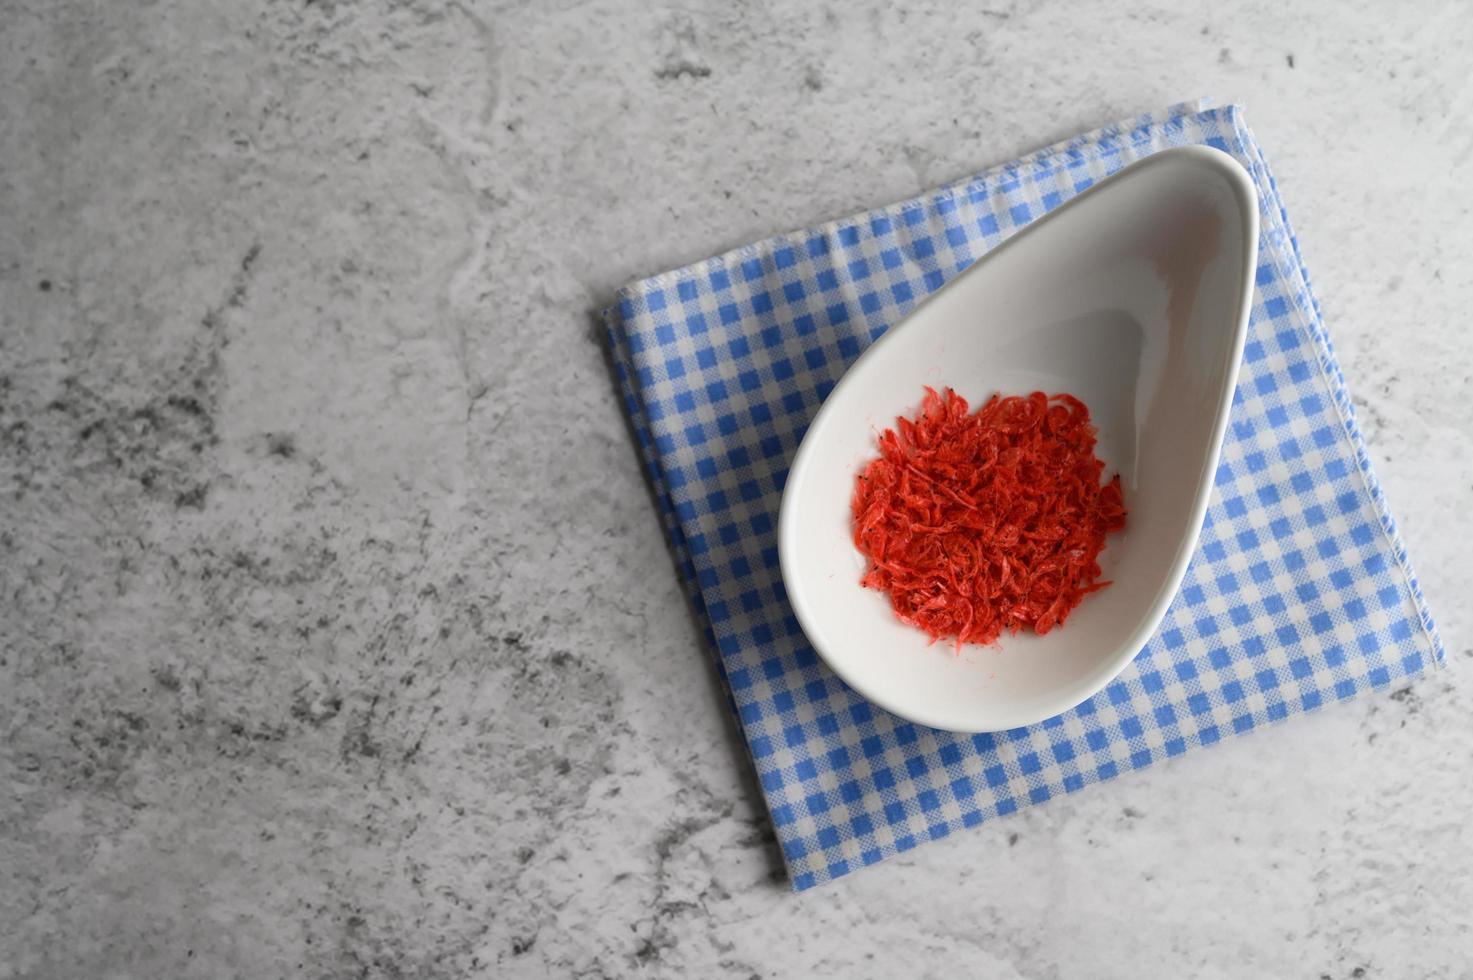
[591,310,789,888]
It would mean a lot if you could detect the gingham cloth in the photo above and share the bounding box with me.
[604,102,1445,891]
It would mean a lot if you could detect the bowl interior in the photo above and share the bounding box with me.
[778,147,1258,732]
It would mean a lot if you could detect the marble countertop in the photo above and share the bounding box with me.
[4,2,1471,977]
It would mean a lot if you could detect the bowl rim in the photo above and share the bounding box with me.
[776,144,1261,732]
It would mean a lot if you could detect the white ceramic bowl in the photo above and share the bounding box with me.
[778,146,1259,732]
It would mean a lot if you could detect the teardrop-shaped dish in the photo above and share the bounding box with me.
[778,145,1259,732]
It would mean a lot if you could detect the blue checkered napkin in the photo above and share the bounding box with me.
[604,102,1445,891]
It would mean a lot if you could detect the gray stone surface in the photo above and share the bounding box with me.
[2,1,1471,977]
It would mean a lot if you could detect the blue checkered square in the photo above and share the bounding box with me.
[604,101,1444,891]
